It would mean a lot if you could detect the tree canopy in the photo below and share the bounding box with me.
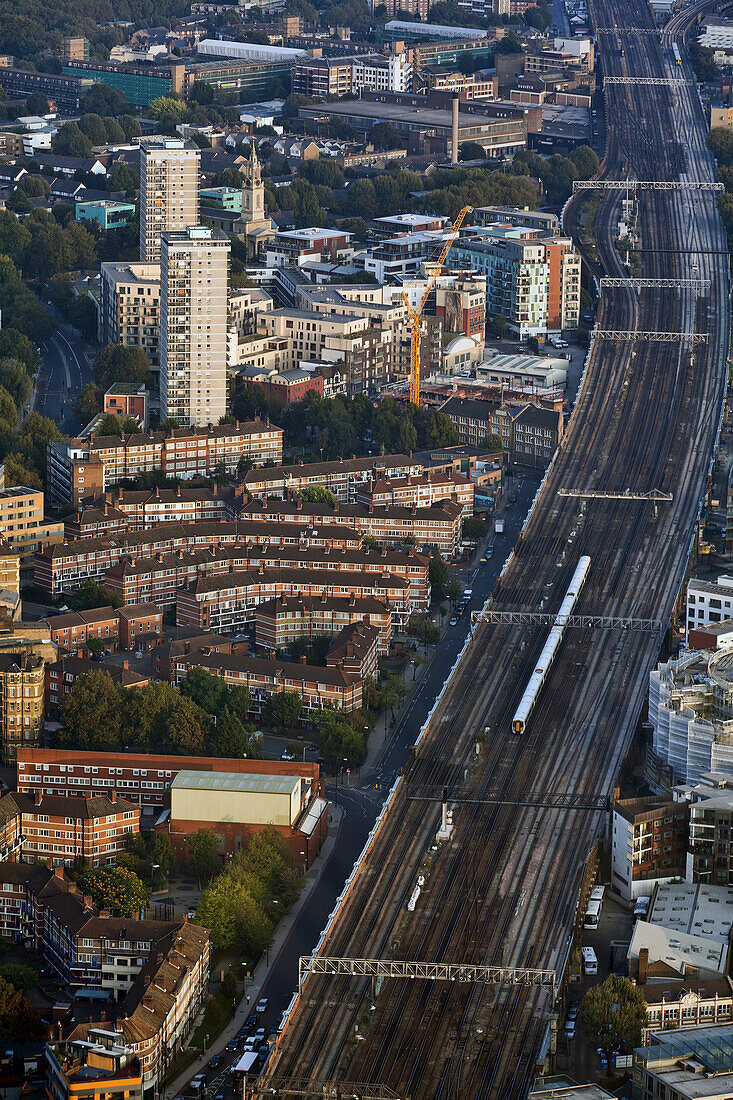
[580,974,648,1074]
[77,865,151,918]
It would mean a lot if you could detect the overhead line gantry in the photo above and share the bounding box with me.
[594,330,708,343]
[599,277,710,289]
[573,180,724,191]
[472,611,664,630]
[604,76,690,84]
[298,957,557,994]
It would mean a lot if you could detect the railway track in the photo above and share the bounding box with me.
[262,2,730,1095]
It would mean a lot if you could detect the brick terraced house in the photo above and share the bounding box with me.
[0,789,139,866]
[46,420,283,509]
[176,567,415,633]
[254,594,393,653]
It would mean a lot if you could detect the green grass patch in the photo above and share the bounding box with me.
[190,991,235,1050]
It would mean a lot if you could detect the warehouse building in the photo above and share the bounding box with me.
[297,92,527,159]
[164,769,328,866]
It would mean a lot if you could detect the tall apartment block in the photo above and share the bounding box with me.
[160,225,230,427]
[139,137,200,264]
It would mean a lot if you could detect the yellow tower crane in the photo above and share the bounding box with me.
[402,205,473,407]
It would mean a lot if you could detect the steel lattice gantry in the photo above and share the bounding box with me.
[594,330,708,343]
[573,180,724,191]
[251,1080,403,1099]
[557,488,673,501]
[406,786,611,812]
[599,277,710,289]
[604,76,690,84]
[298,957,557,993]
[595,26,659,32]
[472,610,663,630]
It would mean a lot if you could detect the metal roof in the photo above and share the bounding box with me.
[171,770,300,795]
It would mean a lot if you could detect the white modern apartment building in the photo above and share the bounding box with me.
[686,575,733,634]
[139,137,200,263]
[160,225,230,427]
[352,53,412,93]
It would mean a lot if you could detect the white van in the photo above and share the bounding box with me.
[633,895,650,918]
[582,946,598,975]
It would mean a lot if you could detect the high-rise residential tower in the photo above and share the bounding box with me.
[139,137,200,263]
[160,225,230,428]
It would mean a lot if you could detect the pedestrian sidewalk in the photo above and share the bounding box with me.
[361,649,435,775]
[166,804,344,1098]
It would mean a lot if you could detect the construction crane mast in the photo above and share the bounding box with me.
[402,205,472,406]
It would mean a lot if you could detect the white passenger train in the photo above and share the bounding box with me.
[511,555,591,734]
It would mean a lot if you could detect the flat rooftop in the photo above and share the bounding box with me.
[299,99,512,132]
[650,882,733,941]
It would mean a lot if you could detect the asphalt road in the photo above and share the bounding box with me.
[35,322,92,435]
[195,471,544,1094]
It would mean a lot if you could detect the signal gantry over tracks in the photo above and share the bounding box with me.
[267,3,730,1096]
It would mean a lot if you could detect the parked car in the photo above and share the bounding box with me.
[564,1020,576,1039]
[281,750,295,761]
[255,998,269,1013]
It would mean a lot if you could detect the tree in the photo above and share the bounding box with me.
[370,122,403,151]
[74,382,103,424]
[190,81,215,105]
[93,344,150,390]
[70,578,122,610]
[15,410,63,477]
[298,485,336,504]
[265,691,302,727]
[416,615,440,647]
[428,551,450,603]
[299,159,345,189]
[317,710,365,766]
[228,684,252,722]
[181,666,229,716]
[197,871,273,954]
[708,127,733,167]
[209,708,257,758]
[53,122,93,158]
[570,144,599,179]
[2,452,40,489]
[149,96,187,122]
[462,516,488,540]
[0,329,38,375]
[78,113,109,145]
[0,976,40,1038]
[108,164,139,193]
[445,577,463,606]
[580,975,647,1076]
[103,117,125,143]
[152,832,175,876]
[25,92,49,115]
[187,828,222,886]
[480,432,504,453]
[77,865,151,918]
[381,672,406,720]
[459,141,486,162]
[0,385,17,434]
[60,670,125,752]
[81,84,128,117]
[120,115,142,140]
[0,963,37,991]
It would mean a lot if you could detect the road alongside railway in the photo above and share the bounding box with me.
[263,6,730,1097]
